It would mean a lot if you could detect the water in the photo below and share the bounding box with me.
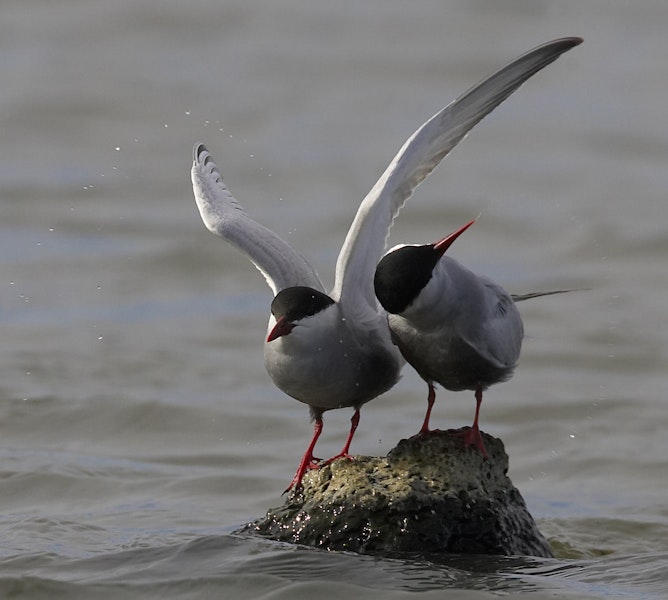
[1,1,667,598]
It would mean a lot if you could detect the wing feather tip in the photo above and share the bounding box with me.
[193,142,208,163]
[559,36,583,47]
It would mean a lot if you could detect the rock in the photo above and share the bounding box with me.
[240,430,553,558]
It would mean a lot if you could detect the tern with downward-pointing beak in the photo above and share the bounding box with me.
[191,36,582,490]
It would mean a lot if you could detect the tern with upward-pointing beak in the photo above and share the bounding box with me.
[374,220,575,456]
[191,37,582,490]
[374,219,516,456]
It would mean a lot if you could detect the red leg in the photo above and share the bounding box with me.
[454,385,489,457]
[418,382,437,435]
[285,417,323,493]
[322,409,360,466]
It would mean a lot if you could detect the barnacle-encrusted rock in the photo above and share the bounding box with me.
[241,430,552,557]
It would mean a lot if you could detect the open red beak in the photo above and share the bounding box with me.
[267,316,295,342]
[433,219,476,256]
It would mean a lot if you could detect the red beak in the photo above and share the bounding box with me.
[267,316,295,342]
[433,219,475,256]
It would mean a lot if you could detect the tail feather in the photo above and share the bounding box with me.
[511,289,585,302]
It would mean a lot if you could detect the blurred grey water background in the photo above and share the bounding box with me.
[1,1,667,598]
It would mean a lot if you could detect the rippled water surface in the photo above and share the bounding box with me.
[1,1,667,598]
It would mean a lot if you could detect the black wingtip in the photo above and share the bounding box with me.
[522,37,582,64]
[556,36,583,47]
[540,36,583,52]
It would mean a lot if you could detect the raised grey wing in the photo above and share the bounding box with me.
[332,37,582,312]
[192,144,324,295]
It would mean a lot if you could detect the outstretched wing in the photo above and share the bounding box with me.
[332,37,582,313]
[192,144,324,295]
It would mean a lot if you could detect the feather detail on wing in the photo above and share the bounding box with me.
[191,144,324,295]
[331,37,582,316]
[457,281,524,369]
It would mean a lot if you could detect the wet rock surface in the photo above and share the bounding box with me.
[239,430,553,558]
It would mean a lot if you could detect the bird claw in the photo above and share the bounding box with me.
[321,452,355,467]
[412,427,442,439]
[284,456,324,494]
[450,427,489,458]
